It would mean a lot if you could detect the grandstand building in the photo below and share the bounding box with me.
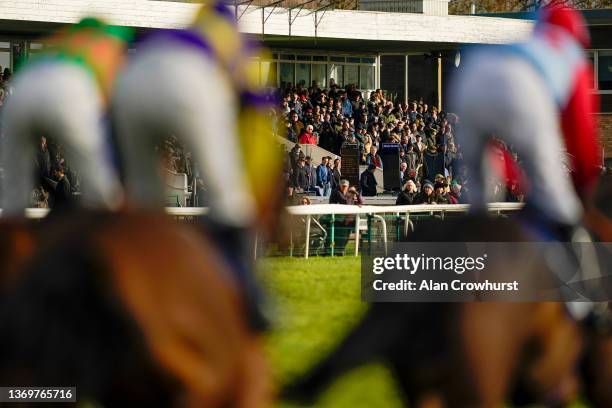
[0,0,610,159]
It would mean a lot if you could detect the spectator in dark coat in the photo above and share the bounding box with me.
[295,158,309,191]
[435,181,452,204]
[360,164,378,197]
[325,179,354,256]
[303,156,317,192]
[331,158,341,191]
[415,181,436,204]
[449,180,466,204]
[329,179,350,204]
[52,166,72,209]
[396,180,418,205]
[35,136,51,179]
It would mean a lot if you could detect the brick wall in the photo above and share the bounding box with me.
[598,114,612,159]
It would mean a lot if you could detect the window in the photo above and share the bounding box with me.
[296,63,311,87]
[598,51,612,91]
[0,41,10,71]
[344,65,359,86]
[280,62,294,86]
[587,51,595,89]
[360,65,375,90]
[330,63,343,87]
[269,52,377,90]
[0,51,9,72]
[312,64,327,88]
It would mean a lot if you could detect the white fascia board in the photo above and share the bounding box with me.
[0,0,533,44]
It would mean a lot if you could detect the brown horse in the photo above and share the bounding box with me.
[0,210,273,407]
[283,216,583,407]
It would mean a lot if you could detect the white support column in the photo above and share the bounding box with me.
[376,54,381,89]
[404,54,409,103]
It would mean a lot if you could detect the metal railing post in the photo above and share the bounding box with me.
[354,213,360,256]
[304,214,311,259]
[330,214,335,256]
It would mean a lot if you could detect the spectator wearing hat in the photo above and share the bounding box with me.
[360,163,378,197]
[416,181,436,204]
[299,125,317,145]
[435,181,452,204]
[449,180,466,204]
[396,180,418,205]
[330,179,350,204]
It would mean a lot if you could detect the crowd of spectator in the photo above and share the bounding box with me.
[279,79,529,206]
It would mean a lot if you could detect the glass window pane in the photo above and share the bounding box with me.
[587,51,595,89]
[330,64,343,87]
[313,56,327,61]
[598,51,612,91]
[280,54,295,60]
[280,62,294,87]
[347,57,360,63]
[330,56,345,62]
[260,61,277,88]
[345,65,358,86]
[0,42,9,49]
[297,55,311,61]
[0,51,10,72]
[361,57,376,64]
[360,65,375,90]
[296,63,310,87]
[312,64,326,88]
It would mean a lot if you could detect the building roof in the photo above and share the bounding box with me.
[0,0,533,49]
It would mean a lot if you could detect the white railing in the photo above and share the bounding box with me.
[1,203,525,258]
[285,202,524,258]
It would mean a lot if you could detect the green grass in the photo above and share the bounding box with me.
[259,256,591,408]
[259,256,404,408]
